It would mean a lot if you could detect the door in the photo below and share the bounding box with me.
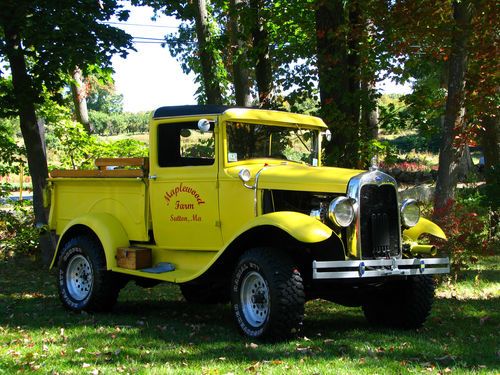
[149,120,222,250]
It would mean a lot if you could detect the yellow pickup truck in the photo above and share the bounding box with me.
[47,105,449,339]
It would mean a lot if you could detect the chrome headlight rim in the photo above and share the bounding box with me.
[401,198,420,228]
[328,196,355,228]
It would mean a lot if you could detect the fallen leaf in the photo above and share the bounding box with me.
[246,361,260,372]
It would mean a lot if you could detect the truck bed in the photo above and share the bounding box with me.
[48,158,150,242]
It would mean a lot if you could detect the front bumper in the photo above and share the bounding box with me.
[312,257,450,279]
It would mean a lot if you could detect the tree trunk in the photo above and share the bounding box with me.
[229,0,252,107]
[2,21,49,228]
[250,0,273,108]
[480,114,499,185]
[70,67,93,133]
[193,0,223,104]
[434,1,474,215]
[315,0,361,167]
[361,80,379,140]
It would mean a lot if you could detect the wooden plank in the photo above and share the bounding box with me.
[50,169,145,178]
[95,157,149,168]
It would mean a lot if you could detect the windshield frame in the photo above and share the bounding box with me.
[223,120,322,167]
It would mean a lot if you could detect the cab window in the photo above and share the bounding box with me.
[157,122,215,167]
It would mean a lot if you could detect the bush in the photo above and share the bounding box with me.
[431,189,499,278]
[49,120,148,169]
[89,110,150,135]
[0,202,40,259]
[387,133,441,153]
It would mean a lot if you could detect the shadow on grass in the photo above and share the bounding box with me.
[1,257,499,373]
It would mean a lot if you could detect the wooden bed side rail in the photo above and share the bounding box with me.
[95,157,149,170]
[49,157,149,178]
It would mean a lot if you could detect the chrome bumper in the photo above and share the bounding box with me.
[312,257,450,280]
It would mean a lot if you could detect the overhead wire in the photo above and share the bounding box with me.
[102,21,178,29]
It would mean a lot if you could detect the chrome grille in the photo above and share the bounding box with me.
[346,170,402,259]
[360,184,400,258]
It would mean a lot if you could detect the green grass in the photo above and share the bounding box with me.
[1,257,498,374]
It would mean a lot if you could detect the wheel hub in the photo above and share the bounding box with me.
[240,271,270,328]
[66,254,93,301]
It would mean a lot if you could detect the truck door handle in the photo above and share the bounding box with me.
[149,175,157,180]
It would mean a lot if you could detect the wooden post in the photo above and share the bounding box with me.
[19,164,24,201]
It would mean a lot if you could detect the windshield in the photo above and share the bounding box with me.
[226,121,319,165]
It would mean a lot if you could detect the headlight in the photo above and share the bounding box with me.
[401,199,420,227]
[328,197,355,227]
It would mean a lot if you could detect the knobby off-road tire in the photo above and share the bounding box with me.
[362,274,435,329]
[231,248,305,340]
[57,236,124,312]
[180,283,230,304]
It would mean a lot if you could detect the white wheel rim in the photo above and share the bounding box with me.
[66,254,93,301]
[240,271,270,328]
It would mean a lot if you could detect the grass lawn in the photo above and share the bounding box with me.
[0,256,498,374]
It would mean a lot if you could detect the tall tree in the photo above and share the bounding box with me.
[229,0,252,106]
[250,0,273,107]
[136,0,228,104]
[315,0,363,167]
[434,1,475,213]
[70,67,92,133]
[193,0,224,104]
[0,0,133,227]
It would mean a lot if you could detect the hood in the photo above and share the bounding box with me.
[229,163,364,194]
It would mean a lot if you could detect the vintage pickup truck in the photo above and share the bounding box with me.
[47,105,449,339]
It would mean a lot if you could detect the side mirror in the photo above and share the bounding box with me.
[197,119,211,133]
[323,129,332,142]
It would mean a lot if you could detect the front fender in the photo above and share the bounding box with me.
[235,211,333,243]
[403,217,447,241]
[49,212,130,269]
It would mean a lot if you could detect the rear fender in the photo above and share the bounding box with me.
[49,212,130,269]
[403,217,447,241]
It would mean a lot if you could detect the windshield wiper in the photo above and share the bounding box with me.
[294,124,310,152]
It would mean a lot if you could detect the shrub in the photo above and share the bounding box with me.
[0,202,40,260]
[431,189,499,278]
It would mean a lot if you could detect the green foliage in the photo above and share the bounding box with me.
[387,133,441,154]
[0,202,40,259]
[0,0,134,111]
[49,120,148,170]
[86,75,124,114]
[357,138,397,167]
[88,110,150,135]
[0,118,26,199]
[182,137,215,159]
[432,188,499,277]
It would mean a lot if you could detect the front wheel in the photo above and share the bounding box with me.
[231,248,305,340]
[57,236,123,312]
[362,275,435,329]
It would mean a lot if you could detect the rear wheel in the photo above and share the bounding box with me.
[362,275,435,329]
[57,235,124,312]
[231,248,305,340]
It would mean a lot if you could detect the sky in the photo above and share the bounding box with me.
[111,6,198,113]
[111,5,411,113]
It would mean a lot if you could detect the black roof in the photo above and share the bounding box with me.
[153,105,247,119]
